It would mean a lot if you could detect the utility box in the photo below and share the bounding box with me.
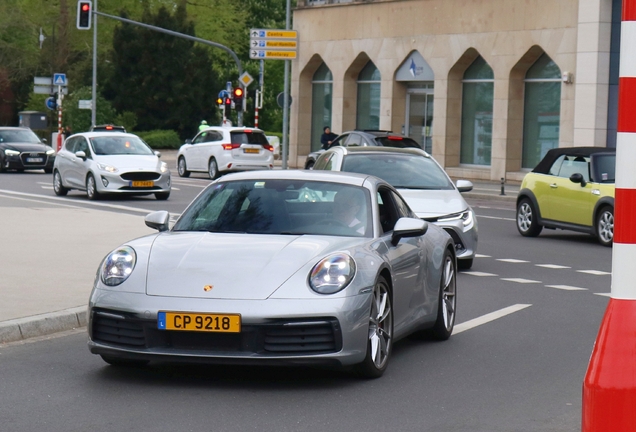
[18,111,48,130]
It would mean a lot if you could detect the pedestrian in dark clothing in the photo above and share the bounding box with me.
[321,126,338,150]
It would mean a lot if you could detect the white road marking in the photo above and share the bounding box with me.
[41,186,53,190]
[497,259,529,263]
[453,304,532,335]
[501,278,541,284]
[462,271,498,277]
[577,270,611,276]
[476,215,515,221]
[475,254,491,258]
[536,264,571,269]
[594,293,611,297]
[546,285,588,291]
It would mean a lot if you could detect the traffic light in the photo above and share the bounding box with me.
[77,1,92,30]
[216,96,223,106]
[224,97,232,111]
[233,87,244,112]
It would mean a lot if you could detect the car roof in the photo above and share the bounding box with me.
[69,131,140,139]
[202,126,265,133]
[532,146,616,174]
[329,145,432,157]
[216,168,385,188]
[0,127,32,131]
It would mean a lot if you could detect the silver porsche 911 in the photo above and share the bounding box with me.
[88,170,457,378]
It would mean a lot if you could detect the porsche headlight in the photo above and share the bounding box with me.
[97,163,118,173]
[4,149,19,156]
[309,253,356,294]
[101,246,136,286]
[160,161,168,173]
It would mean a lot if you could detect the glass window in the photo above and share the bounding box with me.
[558,155,589,182]
[548,155,565,176]
[311,63,333,152]
[345,134,362,146]
[230,131,268,145]
[204,131,223,142]
[522,53,562,168]
[193,132,207,144]
[357,61,381,131]
[460,56,494,166]
[90,136,154,155]
[0,129,41,144]
[591,154,616,183]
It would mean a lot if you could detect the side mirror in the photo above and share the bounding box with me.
[456,180,474,193]
[154,150,162,158]
[569,173,587,187]
[42,138,48,144]
[145,210,170,232]
[75,151,86,160]
[391,217,428,246]
[185,138,192,144]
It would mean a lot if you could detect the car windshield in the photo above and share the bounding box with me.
[90,136,154,155]
[173,179,372,237]
[231,131,268,145]
[342,154,454,190]
[0,129,41,144]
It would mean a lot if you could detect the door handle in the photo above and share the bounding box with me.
[550,183,558,188]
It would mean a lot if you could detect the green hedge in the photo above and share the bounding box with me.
[136,130,182,149]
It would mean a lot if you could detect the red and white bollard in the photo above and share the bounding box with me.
[582,1,636,429]
[57,104,63,152]
[255,106,259,129]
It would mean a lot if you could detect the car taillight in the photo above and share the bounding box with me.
[105,126,113,130]
[387,136,403,140]
[264,144,274,152]
[222,143,240,150]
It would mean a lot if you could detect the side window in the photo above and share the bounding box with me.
[558,155,589,182]
[548,155,565,176]
[193,133,207,144]
[313,152,335,170]
[64,137,77,153]
[79,138,93,159]
[345,134,362,146]
[390,190,415,219]
[377,187,400,234]
[205,131,223,142]
[329,134,348,148]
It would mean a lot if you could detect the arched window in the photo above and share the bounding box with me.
[311,63,333,152]
[522,53,561,168]
[460,56,494,166]
[356,61,381,130]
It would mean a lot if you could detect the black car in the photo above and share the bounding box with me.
[304,130,422,169]
[0,127,56,173]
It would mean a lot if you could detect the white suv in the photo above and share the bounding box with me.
[177,126,274,179]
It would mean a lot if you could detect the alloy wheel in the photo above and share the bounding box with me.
[368,279,392,370]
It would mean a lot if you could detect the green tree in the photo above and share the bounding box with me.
[103,2,219,138]
[63,86,116,133]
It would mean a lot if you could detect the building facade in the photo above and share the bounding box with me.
[289,0,619,182]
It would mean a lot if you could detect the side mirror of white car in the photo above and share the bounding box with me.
[456,180,473,193]
[145,210,170,232]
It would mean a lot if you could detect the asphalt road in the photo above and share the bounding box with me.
[0,170,612,431]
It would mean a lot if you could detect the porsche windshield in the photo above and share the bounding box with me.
[173,179,372,237]
[90,136,154,155]
[342,153,454,190]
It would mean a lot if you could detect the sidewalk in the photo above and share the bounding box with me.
[0,152,519,345]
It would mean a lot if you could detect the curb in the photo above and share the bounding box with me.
[0,307,87,344]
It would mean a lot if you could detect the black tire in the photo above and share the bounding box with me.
[305,160,315,170]
[354,275,393,379]
[177,157,190,178]
[155,192,170,201]
[208,158,219,180]
[430,250,457,340]
[516,198,542,237]
[596,206,614,247]
[86,173,100,200]
[100,355,149,367]
[457,258,473,270]
[53,170,68,196]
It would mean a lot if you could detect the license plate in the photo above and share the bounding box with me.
[131,180,154,187]
[244,148,259,154]
[157,311,241,333]
[26,157,44,163]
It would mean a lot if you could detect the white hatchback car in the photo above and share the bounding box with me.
[53,131,171,200]
[177,126,274,179]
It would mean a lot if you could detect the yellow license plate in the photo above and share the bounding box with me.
[244,148,259,154]
[131,180,154,187]
[158,311,241,333]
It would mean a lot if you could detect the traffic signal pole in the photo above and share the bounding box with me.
[582,0,636,429]
[91,0,97,126]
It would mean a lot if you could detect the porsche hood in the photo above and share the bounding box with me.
[144,232,356,300]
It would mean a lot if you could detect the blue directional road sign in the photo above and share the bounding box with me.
[45,97,56,111]
[53,73,67,86]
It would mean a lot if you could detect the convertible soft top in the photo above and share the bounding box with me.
[532,146,616,174]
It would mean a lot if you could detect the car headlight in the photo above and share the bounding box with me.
[46,148,55,155]
[97,163,118,173]
[160,161,168,173]
[101,246,136,286]
[309,253,356,294]
[438,209,475,231]
[4,149,19,156]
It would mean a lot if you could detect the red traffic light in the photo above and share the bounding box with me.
[81,3,90,11]
[233,88,243,97]
[76,1,92,30]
